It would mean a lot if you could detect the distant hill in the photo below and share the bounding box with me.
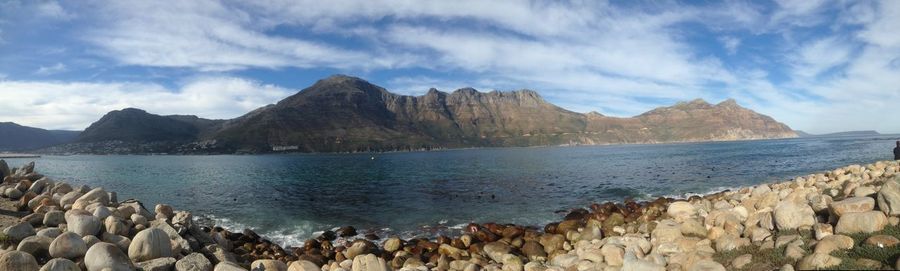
[0,122,80,151]
[796,130,881,138]
[44,75,798,154]
[78,108,224,142]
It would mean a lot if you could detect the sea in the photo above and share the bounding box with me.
[4,134,899,247]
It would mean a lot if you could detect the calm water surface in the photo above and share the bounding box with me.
[6,135,899,246]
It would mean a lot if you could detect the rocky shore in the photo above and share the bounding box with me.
[1,159,900,271]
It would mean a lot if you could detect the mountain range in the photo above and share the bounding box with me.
[0,122,80,151]
[21,75,797,154]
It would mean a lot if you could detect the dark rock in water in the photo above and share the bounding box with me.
[466,223,480,233]
[303,239,320,251]
[365,233,380,240]
[564,208,590,221]
[543,223,558,234]
[556,220,582,234]
[501,226,524,239]
[0,160,9,180]
[436,235,451,245]
[318,230,336,241]
[337,226,357,237]
[473,230,498,243]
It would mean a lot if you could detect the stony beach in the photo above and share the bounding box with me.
[1,159,900,271]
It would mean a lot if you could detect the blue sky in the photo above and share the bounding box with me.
[0,0,898,134]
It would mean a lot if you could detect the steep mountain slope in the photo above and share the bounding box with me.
[0,122,79,151]
[213,75,796,152]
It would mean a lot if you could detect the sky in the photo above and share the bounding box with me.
[0,0,898,134]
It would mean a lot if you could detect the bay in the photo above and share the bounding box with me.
[5,134,898,246]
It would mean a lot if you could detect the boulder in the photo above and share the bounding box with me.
[0,250,40,271]
[3,221,36,241]
[84,242,136,271]
[521,241,547,261]
[813,223,833,240]
[351,254,389,271]
[732,254,752,269]
[176,252,213,271]
[715,235,749,252]
[830,196,875,216]
[877,178,900,216]
[58,191,83,208]
[600,244,625,266]
[288,260,321,271]
[549,254,579,268]
[43,210,65,227]
[773,201,815,230]
[39,258,80,271]
[813,235,854,254]
[102,233,132,253]
[865,235,900,247]
[382,238,401,253]
[36,228,62,239]
[688,259,726,271]
[214,261,248,271]
[483,242,512,263]
[83,235,101,248]
[798,253,841,270]
[835,211,887,234]
[155,204,175,220]
[93,206,113,221]
[129,228,173,262]
[251,260,288,271]
[65,210,101,236]
[136,257,177,271]
[667,201,696,221]
[17,235,53,258]
[50,231,88,259]
[105,216,129,236]
[5,187,23,199]
[72,187,110,210]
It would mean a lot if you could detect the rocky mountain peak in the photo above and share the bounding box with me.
[716,98,739,107]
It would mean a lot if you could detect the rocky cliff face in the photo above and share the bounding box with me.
[48,75,797,154]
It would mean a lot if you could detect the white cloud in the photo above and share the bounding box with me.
[36,1,74,20]
[83,1,394,71]
[790,36,854,78]
[34,63,67,75]
[0,77,294,130]
[719,36,742,55]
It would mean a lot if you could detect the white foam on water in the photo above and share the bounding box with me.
[658,185,744,200]
[198,214,317,248]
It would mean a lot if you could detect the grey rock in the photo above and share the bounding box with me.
[3,221,36,241]
[877,178,900,216]
[0,250,40,271]
[136,257,177,271]
[65,210,101,237]
[50,231,88,259]
[177,252,213,271]
[39,258,80,271]
[84,242,136,271]
[129,228,174,262]
[16,235,53,258]
[43,210,65,227]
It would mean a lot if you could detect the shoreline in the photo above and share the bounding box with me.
[1,159,899,270]
[0,153,41,158]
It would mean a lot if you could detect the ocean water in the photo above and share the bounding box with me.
[5,135,899,246]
